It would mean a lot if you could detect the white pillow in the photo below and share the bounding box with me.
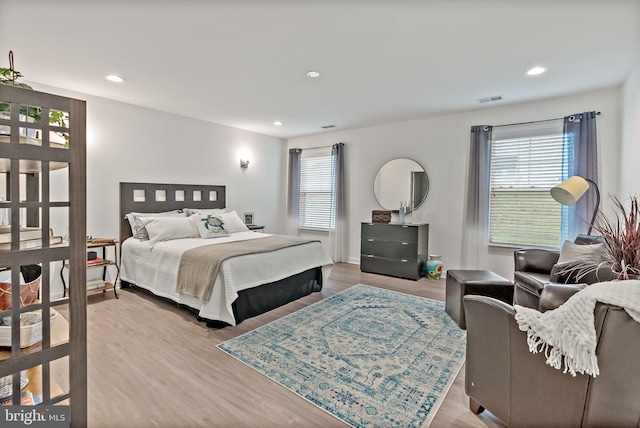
[220,210,249,233]
[184,207,230,217]
[141,216,199,245]
[557,240,607,263]
[191,214,230,239]
[125,210,185,239]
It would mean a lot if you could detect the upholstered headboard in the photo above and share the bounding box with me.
[119,182,226,243]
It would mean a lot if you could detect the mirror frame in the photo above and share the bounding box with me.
[373,158,429,213]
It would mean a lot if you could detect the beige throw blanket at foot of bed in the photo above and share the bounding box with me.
[514,280,640,377]
[176,235,319,303]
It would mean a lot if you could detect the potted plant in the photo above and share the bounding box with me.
[1,55,69,146]
[592,195,640,280]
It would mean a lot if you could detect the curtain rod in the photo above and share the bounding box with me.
[292,144,334,151]
[492,111,601,128]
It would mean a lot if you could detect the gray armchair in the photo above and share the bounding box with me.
[514,234,614,310]
[464,293,640,427]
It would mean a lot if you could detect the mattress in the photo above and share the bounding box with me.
[120,231,333,325]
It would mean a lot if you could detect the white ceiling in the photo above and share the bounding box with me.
[1,0,639,139]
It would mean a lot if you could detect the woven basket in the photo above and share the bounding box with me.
[0,276,40,310]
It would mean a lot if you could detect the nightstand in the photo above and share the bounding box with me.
[247,225,265,232]
[61,239,120,298]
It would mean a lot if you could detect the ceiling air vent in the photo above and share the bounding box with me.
[321,124,337,129]
[478,95,503,104]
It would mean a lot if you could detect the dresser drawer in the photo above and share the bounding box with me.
[360,255,420,280]
[361,240,417,261]
[361,223,418,243]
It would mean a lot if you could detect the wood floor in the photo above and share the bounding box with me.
[82,263,506,427]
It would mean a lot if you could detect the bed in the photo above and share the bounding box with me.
[119,182,333,327]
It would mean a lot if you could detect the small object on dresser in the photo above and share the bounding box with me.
[371,210,391,223]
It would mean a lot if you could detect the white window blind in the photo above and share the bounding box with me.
[299,150,335,230]
[489,122,566,247]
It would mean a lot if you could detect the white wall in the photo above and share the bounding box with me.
[619,61,640,196]
[33,83,287,298]
[288,88,622,280]
[29,77,632,295]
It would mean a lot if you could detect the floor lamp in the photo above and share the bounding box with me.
[550,176,600,235]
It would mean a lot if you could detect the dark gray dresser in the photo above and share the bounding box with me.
[360,222,429,280]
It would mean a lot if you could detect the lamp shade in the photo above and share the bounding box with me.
[550,176,590,206]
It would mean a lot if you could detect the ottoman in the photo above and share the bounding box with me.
[445,270,513,329]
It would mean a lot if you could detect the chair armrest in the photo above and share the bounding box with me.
[514,248,560,273]
[465,294,590,426]
[539,283,584,312]
[463,295,515,423]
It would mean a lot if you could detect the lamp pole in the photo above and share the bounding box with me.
[584,178,600,235]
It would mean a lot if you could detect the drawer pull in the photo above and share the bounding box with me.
[401,242,408,245]
[401,259,408,263]
[402,225,409,228]
[368,239,374,242]
[367,255,374,258]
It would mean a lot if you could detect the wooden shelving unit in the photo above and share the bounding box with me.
[0,84,87,425]
[61,240,119,298]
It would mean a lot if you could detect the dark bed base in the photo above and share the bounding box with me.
[120,266,323,328]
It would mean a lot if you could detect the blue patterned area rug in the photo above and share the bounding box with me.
[217,284,466,428]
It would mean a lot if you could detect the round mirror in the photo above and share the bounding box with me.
[373,158,429,212]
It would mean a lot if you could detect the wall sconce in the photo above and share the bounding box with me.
[240,159,250,170]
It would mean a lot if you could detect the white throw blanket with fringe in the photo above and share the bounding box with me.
[514,280,640,377]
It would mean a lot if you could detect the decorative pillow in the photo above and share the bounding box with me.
[137,212,186,241]
[140,216,199,246]
[557,240,607,264]
[191,214,230,239]
[125,210,185,239]
[220,210,250,233]
[184,207,231,217]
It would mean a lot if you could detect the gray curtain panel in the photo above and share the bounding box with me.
[564,111,598,237]
[461,125,492,269]
[329,142,347,262]
[286,148,302,236]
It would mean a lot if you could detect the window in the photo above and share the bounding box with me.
[299,149,335,230]
[489,121,567,248]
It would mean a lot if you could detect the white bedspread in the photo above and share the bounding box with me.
[120,231,333,325]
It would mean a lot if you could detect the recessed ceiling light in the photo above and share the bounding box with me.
[306,70,320,78]
[525,66,547,76]
[105,74,125,83]
[273,121,283,126]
